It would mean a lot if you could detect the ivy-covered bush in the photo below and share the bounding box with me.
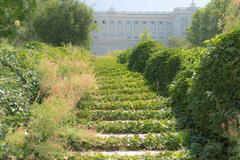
[0,49,39,118]
[168,48,206,129]
[117,48,132,64]
[128,40,163,73]
[187,27,240,159]
[0,48,40,157]
[144,49,181,96]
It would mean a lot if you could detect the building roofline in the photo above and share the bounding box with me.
[93,6,198,15]
[94,11,171,15]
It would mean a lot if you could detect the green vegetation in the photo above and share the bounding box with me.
[168,37,190,48]
[187,0,230,45]
[2,0,240,159]
[224,0,240,31]
[117,48,132,64]
[0,0,36,40]
[187,0,240,46]
[186,27,240,159]
[67,151,191,160]
[128,40,163,73]
[168,48,206,129]
[62,57,190,159]
[117,12,240,158]
[1,42,96,159]
[62,132,186,151]
[144,49,181,96]
[32,0,94,48]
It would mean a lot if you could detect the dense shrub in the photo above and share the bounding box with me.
[128,40,162,73]
[144,49,181,96]
[117,48,132,64]
[168,48,207,129]
[186,27,240,159]
[32,0,94,48]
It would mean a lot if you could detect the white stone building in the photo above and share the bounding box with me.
[91,2,198,54]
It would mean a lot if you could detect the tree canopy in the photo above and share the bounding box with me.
[0,0,36,40]
[187,0,230,46]
[32,0,94,48]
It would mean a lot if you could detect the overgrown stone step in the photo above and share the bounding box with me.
[79,99,168,110]
[63,132,184,152]
[96,133,162,138]
[78,120,175,134]
[96,71,130,76]
[92,93,158,102]
[77,109,171,121]
[97,77,145,85]
[99,82,147,90]
[68,150,190,160]
[97,73,142,80]
[98,88,150,95]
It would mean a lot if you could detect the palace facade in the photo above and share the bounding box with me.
[91,3,198,54]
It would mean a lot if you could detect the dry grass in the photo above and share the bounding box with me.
[5,45,97,159]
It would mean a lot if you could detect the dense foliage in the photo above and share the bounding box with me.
[185,27,240,159]
[128,40,163,73]
[117,48,132,64]
[0,0,36,40]
[144,49,181,96]
[187,0,230,45]
[168,48,206,129]
[32,0,94,48]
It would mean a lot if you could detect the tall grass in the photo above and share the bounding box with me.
[4,43,97,159]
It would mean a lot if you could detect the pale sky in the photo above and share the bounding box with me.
[83,0,210,12]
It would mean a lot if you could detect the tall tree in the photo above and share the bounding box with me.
[0,0,36,40]
[32,0,94,48]
[187,0,230,46]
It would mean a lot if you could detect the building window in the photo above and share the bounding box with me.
[94,20,97,24]
[103,20,105,24]
[151,21,155,24]
[111,21,114,24]
[159,21,163,24]
[143,21,146,24]
[135,21,138,24]
[127,21,130,24]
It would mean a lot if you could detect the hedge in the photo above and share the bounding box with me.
[186,27,240,159]
[168,48,207,129]
[128,40,163,73]
[144,48,181,96]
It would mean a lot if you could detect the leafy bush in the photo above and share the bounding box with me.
[117,48,132,64]
[128,40,163,73]
[32,0,94,48]
[144,49,181,96]
[168,48,206,129]
[187,27,240,159]
[0,48,39,119]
